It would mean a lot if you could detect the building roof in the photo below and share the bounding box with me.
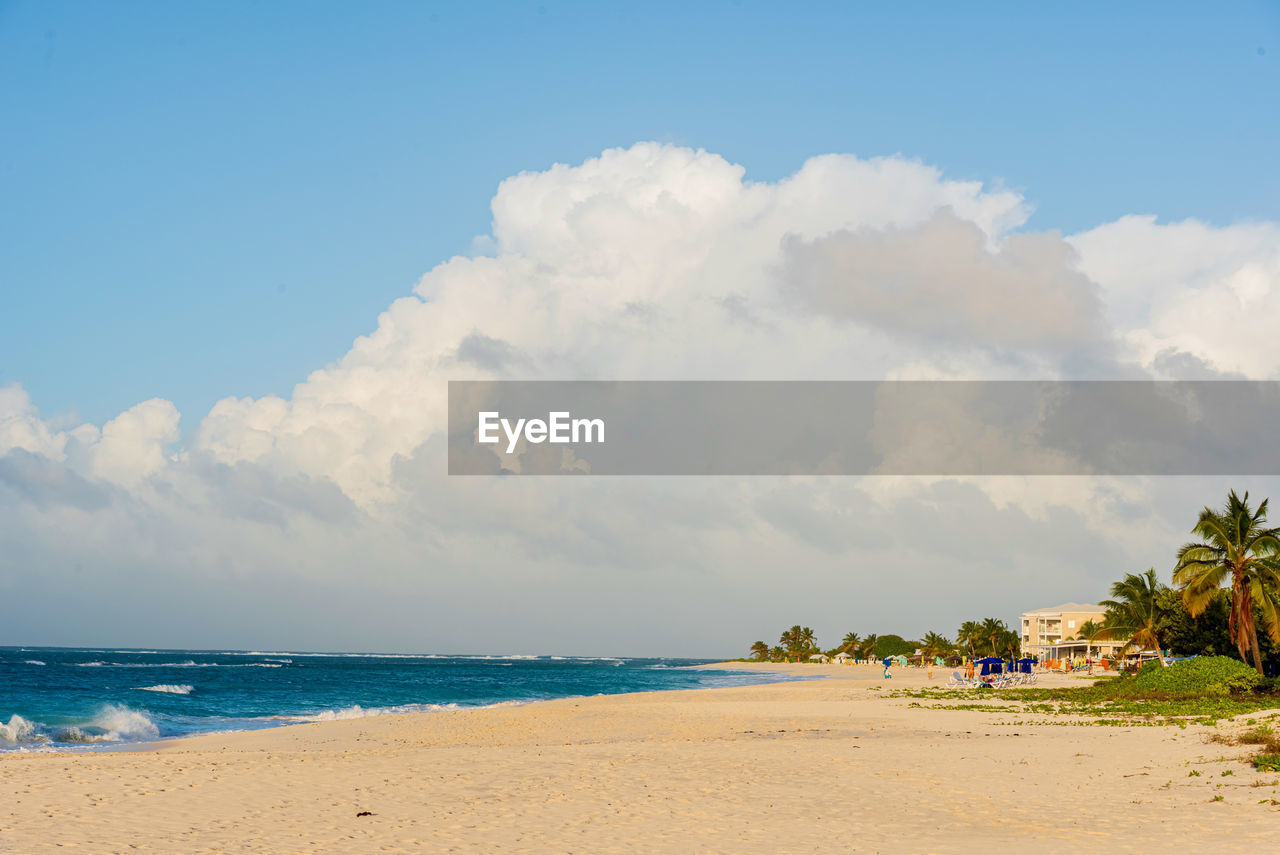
[1021,602,1105,616]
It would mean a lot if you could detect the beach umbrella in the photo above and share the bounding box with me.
[976,656,1003,676]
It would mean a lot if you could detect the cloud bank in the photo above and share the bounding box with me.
[3,143,1279,655]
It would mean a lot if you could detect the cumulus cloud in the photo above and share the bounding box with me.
[3,143,1280,653]
[1068,215,1280,378]
[780,210,1110,357]
[90,399,181,485]
[0,384,70,461]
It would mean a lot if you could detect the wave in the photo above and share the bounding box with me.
[0,714,46,747]
[134,684,194,695]
[285,700,520,723]
[1,705,159,749]
[74,661,281,668]
[217,651,609,661]
[55,705,160,743]
[225,651,447,659]
[23,660,46,666]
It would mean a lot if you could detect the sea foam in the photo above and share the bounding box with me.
[0,714,44,746]
[55,705,160,743]
[74,661,281,668]
[289,701,519,722]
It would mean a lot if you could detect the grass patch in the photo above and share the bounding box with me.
[892,657,1280,726]
[1253,754,1280,773]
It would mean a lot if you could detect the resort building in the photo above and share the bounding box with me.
[1019,602,1128,661]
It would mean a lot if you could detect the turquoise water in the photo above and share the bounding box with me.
[0,647,794,751]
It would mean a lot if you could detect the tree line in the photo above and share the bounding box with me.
[748,618,1020,664]
[747,490,1280,677]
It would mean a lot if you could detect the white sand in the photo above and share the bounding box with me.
[3,663,1279,853]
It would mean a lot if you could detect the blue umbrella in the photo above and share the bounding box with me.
[976,656,1004,676]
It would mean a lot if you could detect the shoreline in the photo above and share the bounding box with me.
[5,664,1279,853]
[3,662,804,756]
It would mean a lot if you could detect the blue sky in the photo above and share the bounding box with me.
[2,0,1277,426]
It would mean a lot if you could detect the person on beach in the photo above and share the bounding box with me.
[882,661,892,679]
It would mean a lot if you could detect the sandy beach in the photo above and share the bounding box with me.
[4,663,1279,854]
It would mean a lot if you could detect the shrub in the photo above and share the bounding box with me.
[1237,725,1280,753]
[1252,754,1280,773]
[1124,656,1262,698]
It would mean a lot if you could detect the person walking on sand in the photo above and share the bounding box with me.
[882,660,892,679]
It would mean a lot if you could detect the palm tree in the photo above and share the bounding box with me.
[920,631,953,678]
[779,625,818,661]
[768,646,785,662]
[994,628,1020,660]
[1173,490,1280,676]
[841,632,861,654]
[1100,568,1174,667]
[920,631,953,660]
[979,618,1007,658]
[779,626,802,661]
[749,641,769,661]
[857,634,878,662]
[1076,619,1107,662]
[957,621,981,661]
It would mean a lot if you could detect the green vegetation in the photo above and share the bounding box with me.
[1254,755,1280,773]
[1121,656,1262,697]
[1101,569,1172,666]
[1174,490,1280,675]
[1076,619,1108,661]
[872,634,916,658]
[893,656,1280,726]
[920,631,954,662]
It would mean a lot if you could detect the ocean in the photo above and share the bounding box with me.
[0,647,792,751]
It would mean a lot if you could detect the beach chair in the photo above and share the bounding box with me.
[946,670,968,687]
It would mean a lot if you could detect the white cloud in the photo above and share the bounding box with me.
[180,145,1038,503]
[0,384,70,461]
[89,399,181,485]
[3,143,1280,653]
[1068,215,1280,378]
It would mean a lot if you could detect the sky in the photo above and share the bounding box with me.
[2,2,1280,655]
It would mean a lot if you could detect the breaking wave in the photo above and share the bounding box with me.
[134,684,194,695]
[0,714,45,747]
[0,705,160,748]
